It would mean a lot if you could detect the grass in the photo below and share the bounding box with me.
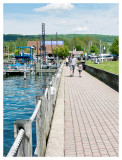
[85,60,119,75]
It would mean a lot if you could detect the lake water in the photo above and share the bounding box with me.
[3,72,54,156]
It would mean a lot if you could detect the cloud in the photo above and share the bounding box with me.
[3,4,119,35]
[34,3,74,12]
[72,26,89,32]
[58,20,67,24]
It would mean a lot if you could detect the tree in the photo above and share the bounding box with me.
[90,45,98,54]
[63,46,69,57]
[9,40,15,53]
[14,50,19,56]
[109,38,119,55]
[53,46,69,58]
[69,37,81,50]
[15,37,27,47]
[75,45,81,51]
[82,36,94,46]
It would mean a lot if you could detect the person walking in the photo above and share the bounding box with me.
[66,57,69,67]
[77,61,83,77]
[70,54,77,76]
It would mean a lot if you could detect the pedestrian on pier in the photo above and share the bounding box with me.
[69,54,77,76]
[77,61,83,77]
[65,57,69,67]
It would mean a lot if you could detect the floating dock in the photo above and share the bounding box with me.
[3,68,57,76]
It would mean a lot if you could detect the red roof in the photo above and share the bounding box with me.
[27,41,64,54]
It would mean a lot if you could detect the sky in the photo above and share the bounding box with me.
[3,3,119,35]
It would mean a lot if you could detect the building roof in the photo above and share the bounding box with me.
[27,41,64,54]
[69,51,84,55]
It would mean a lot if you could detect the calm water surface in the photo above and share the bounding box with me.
[3,73,54,156]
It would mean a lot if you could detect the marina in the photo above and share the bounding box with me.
[3,23,64,156]
[3,72,55,156]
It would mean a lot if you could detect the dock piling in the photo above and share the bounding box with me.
[24,63,26,80]
[14,120,32,157]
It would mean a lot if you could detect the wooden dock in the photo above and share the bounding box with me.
[36,69,57,73]
[3,68,57,75]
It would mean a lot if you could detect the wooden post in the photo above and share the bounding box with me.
[51,76,55,106]
[35,95,46,156]
[9,65,11,70]
[45,87,51,137]
[24,63,26,80]
[35,62,38,75]
[14,119,32,157]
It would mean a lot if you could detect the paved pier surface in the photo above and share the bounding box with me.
[46,66,119,157]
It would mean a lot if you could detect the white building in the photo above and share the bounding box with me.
[69,51,84,58]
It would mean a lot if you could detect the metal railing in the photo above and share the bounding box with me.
[7,62,64,157]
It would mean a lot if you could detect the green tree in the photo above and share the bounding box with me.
[69,37,81,50]
[75,45,81,51]
[63,46,69,57]
[82,36,94,46]
[53,46,69,58]
[9,40,15,53]
[14,50,19,56]
[15,37,27,47]
[90,45,98,54]
[109,38,119,55]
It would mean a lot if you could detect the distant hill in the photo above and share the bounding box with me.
[3,34,118,43]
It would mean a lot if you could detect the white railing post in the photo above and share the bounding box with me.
[14,119,32,157]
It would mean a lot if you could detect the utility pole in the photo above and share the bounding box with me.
[42,23,46,58]
[56,32,58,67]
[37,40,38,62]
[51,37,53,55]
[8,45,9,61]
[40,33,42,70]
[99,40,102,63]
[100,40,101,56]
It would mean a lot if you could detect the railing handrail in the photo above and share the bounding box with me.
[7,129,25,157]
[30,100,42,122]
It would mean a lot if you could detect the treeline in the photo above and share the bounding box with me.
[3,34,119,56]
[4,34,118,43]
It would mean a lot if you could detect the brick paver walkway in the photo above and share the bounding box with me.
[64,66,119,157]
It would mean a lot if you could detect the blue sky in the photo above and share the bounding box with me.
[3,3,119,35]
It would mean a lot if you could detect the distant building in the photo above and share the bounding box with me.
[27,41,64,56]
[69,51,84,58]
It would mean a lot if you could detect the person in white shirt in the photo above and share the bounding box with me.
[70,54,77,76]
[66,57,69,67]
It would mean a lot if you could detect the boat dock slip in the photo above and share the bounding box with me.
[46,66,119,157]
[3,69,57,74]
[36,69,57,72]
